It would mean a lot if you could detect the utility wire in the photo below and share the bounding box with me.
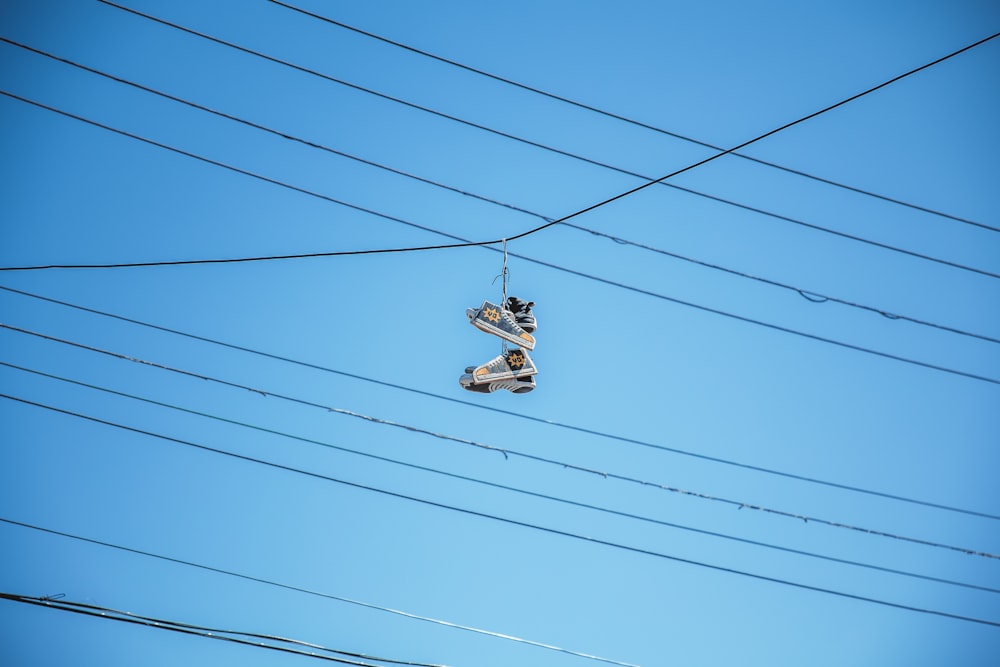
[0,593,443,667]
[265,0,998,233]
[3,402,1000,630]
[0,519,641,667]
[4,97,996,386]
[0,37,542,222]
[5,359,998,596]
[4,37,994,346]
[0,89,478,258]
[564,223,1000,346]
[3,326,998,559]
[7,41,995,286]
[92,1,1000,276]
[3,83,998,283]
[4,283,999,520]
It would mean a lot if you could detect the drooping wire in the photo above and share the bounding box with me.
[4,37,996,286]
[565,224,1000,346]
[3,325,998,559]
[2,92,999,384]
[2,406,999,630]
[0,522,641,667]
[264,0,999,233]
[4,282,999,520]
[6,96,996,382]
[4,38,994,347]
[4,85,998,284]
[5,359,998,595]
[0,593,445,667]
[92,3,1000,271]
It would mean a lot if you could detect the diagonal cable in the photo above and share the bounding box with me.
[2,416,999,630]
[3,325,998,559]
[2,37,995,345]
[92,2,1000,263]
[3,283,999,519]
[264,0,999,233]
[5,359,999,595]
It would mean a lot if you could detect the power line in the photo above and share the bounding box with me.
[91,1,1000,278]
[265,0,999,234]
[3,327,998,559]
[4,38,994,347]
[0,593,444,667]
[5,88,997,283]
[6,359,998,595]
[0,37,543,223]
[4,82,998,285]
[0,519,642,667]
[0,88,483,258]
[3,400,1000,630]
[4,282,999,520]
[7,42,996,288]
[566,223,1000,346]
[4,97,995,385]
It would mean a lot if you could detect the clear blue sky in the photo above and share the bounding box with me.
[2,1,999,665]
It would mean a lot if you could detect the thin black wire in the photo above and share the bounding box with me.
[265,0,999,233]
[91,1,1000,278]
[4,38,994,347]
[3,80,998,284]
[0,37,542,223]
[4,96,996,385]
[6,359,997,595]
[4,325,998,559]
[0,88,483,259]
[4,282,999,520]
[565,223,1000,346]
[3,397,1000,630]
[0,519,641,667]
[7,38,993,284]
[0,593,439,667]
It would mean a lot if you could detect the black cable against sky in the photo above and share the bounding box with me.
[0,519,640,667]
[93,1,1000,262]
[3,395,1000,629]
[564,223,1000,346]
[3,95,996,384]
[0,593,439,667]
[4,37,995,346]
[5,359,997,595]
[4,282,999,520]
[265,0,998,233]
[2,80,997,283]
[8,40,981,287]
[4,325,998,559]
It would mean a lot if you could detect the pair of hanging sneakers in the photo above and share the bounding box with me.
[460,296,538,394]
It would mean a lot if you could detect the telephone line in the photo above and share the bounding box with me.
[93,1,1000,277]
[6,359,998,595]
[0,593,438,667]
[4,37,993,345]
[9,37,994,284]
[0,524,637,667]
[565,223,1000,346]
[2,95,994,383]
[266,0,998,233]
[3,77,998,282]
[4,327,998,558]
[4,282,999,520]
[3,401,1000,630]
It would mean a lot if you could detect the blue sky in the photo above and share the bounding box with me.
[2,1,999,665]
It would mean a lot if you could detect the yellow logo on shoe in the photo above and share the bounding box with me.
[484,307,501,323]
[507,351,525,369]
